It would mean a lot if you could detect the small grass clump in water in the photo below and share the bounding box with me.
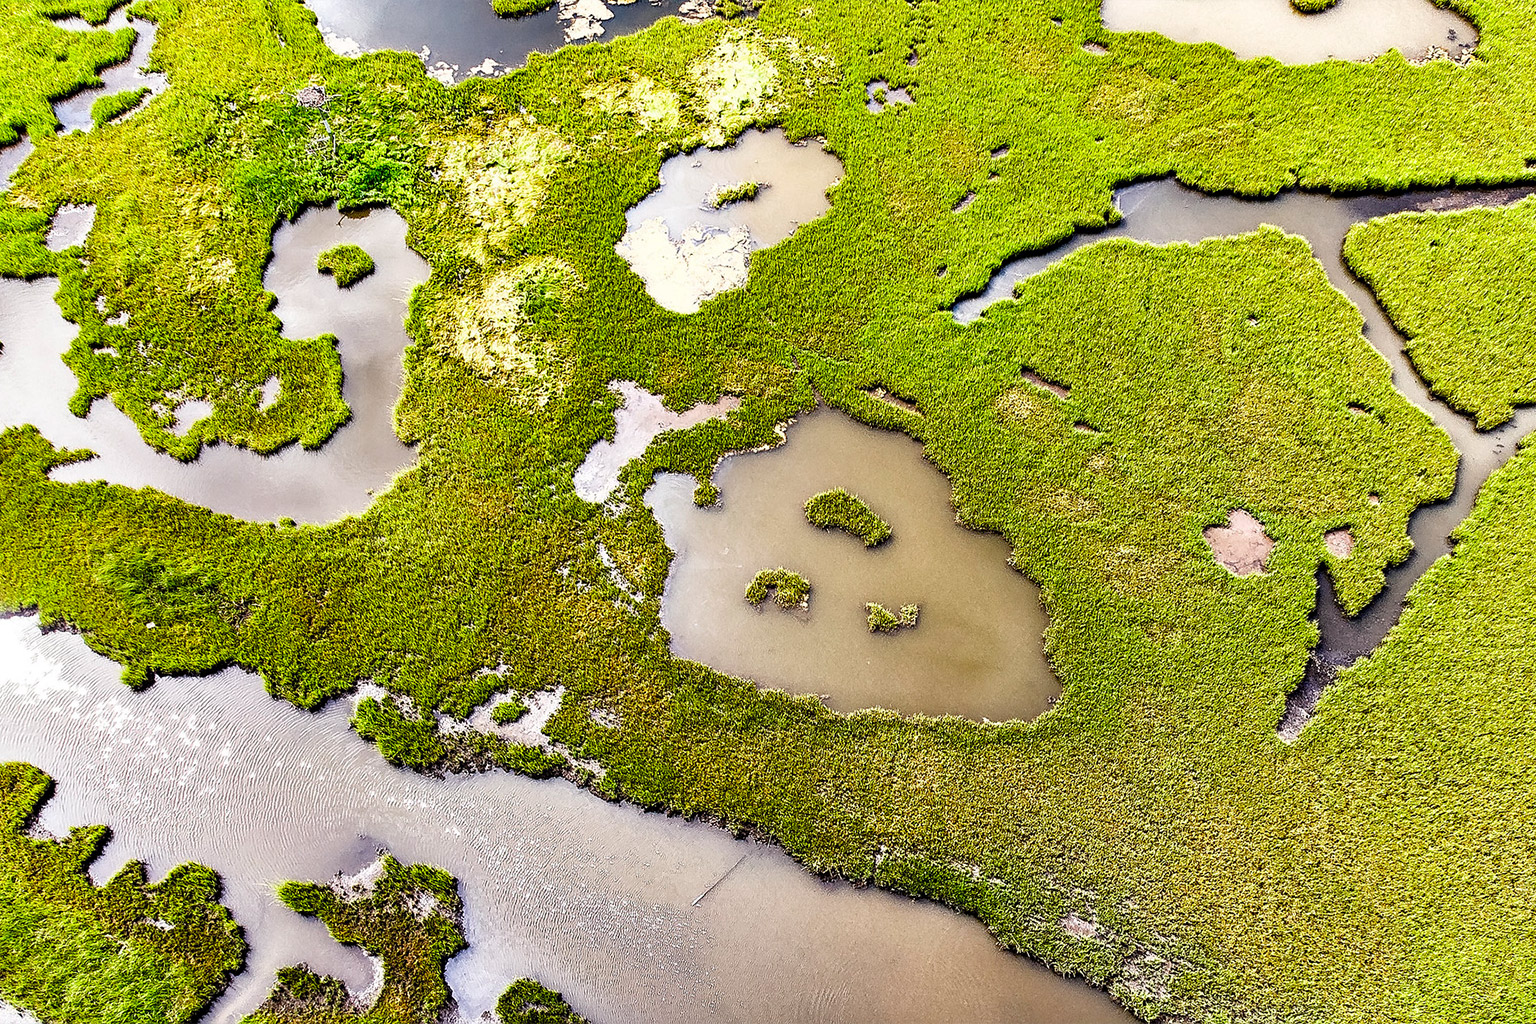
[496,979,588,1024]
[493,0,556,14]
[745,566,812,607]
[804,488,891,546]
[91,86,149,128]
[0,763,246,1024]
[710,180,760,208]
[316,243,375,287]
[247,854,464,1024]
[866,602,918,632]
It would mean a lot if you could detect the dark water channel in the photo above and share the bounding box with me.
[304,0,697,83]
[0,617,1131,1024]
[955,177,1536,737]
[0,206,425,524]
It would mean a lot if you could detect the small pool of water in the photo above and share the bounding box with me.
[0,206,426,524]
[616,128,844,313]
[306,0,700,83]
[0,616,1130,1024]
[647,408,1060,721]
[1099,0,1475,65]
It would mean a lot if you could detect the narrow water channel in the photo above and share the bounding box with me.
[0,616,1131,1024]
[49,9,167,135]
[955,177,1536,736]
[0,206,425,524]
[648,408,1060,721]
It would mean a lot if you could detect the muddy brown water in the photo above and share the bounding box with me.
[617,128,844,313]
[1098,0,1475,64]
[0,206,426,523]
[955,176,1536,737]
[305,0,690,82]
[0,616,1131,1024]
[647,409,1060,722]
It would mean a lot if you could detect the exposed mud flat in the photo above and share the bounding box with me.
[573,381,739,503]
[307,0,703,84]
[617,128,843,313]
[1099,0,1475,65]
[647,408,1060,721]
[0,206,427,523]
[956,176,1536,736]
[1205,510,1275,576]
[0,616,1131,1024]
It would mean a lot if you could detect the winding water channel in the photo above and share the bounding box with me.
[0,616,1129,1023]
[955,177,1536,736]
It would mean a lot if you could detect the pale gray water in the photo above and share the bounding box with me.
[955,177,1536,735]
[0,206,426,523]
[617,128,844,313]
[50,9,167,135]
[1098,0,1475,64]
[573,381,739,504]
[648,409,1060,721]
[0,616,1132,1024]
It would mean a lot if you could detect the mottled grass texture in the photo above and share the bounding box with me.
[1,0,1535,1019]
[0,763,246,1024]
[745,566,811,606]
[243,855,465,1024]
[496,979,589,1024]
[803,488,892,546]
[1345,194,1536,428]
[316,242,375,287]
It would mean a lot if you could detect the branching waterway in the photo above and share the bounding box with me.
[955,177,1536,738]
[0,616,1131,1024]
[0,206,426,523]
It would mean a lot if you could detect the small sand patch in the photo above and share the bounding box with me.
[1021,368,1070,399]
[1205,509,1274,576]
[1324,527,1355,559]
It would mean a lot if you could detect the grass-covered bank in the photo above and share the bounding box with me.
[1345,195,1536,428]
[0,763,246,1024]
[3,0,1536,1020]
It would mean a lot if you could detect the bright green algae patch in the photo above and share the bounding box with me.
[244,855,465,1024]
[1345,195,1536,429]
[3,0,1536,1019]
[745,566,812,606]
[804,488,891,546]
[0,763,246,1024]
[316,242,375,287]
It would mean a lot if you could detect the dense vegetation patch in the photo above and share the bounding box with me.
[803,488,891,547]
[1345,195,1536,429]
[864,601,918,631]
[89,85,148,127]
[316,243,375,287]
[0,762,246,1024]
[5,0,1536,1019]
[710,179,759,207]
[245,855,464,1024]
[496,979,589,1024]
[745,566,811,606]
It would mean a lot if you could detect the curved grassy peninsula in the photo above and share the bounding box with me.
[745,566,812,607]
[6,0,1536,1019]
[803,488,892,547]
